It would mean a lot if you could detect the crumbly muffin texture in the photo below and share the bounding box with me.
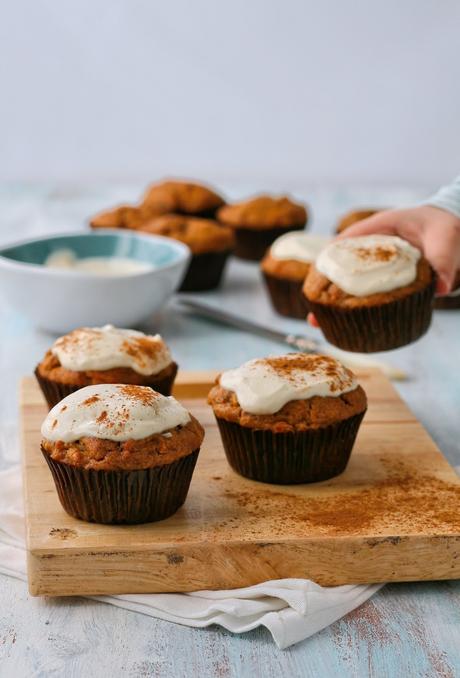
[304,258,433,308]
[218,196,307,230]
[208,382,367,432]
[139,214,234,254]
[42,414,204,471]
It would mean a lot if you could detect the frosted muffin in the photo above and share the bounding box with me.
[35,325,178,408]
[336,209,381,234]
[41,384,204,524]
[208,354,367,484]
[217,195,308,261]
[261,233,330,318]
[139,214,234,291]
[303,235,435,352]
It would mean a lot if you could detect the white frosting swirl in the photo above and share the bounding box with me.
[315,235,421,296]
[41,384,190,442]
[219,354,357,415]
[51,325,172,376]
[270,232,330,263]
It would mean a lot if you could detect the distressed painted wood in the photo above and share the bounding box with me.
[22,370,460,596]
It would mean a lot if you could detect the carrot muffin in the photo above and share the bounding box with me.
[336,209,381,234]
[303,235,435,352]
[140,214,234,291]
[261,233,330,319]
[35,325,178,409]
[208,354,367,484]
[217,195,308,261]
[90,179,225,231]
[41,384,204,523]
[142,179,225,219]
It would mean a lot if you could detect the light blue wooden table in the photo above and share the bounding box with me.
[0,184,459,677]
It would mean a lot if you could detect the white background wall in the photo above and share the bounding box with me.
[1,0,460,189]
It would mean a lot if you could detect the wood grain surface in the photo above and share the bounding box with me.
[22,370,460,597]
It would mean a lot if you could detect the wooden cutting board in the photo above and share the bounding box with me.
[21,370,460,597]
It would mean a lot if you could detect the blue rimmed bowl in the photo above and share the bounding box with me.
[0,230,190,332]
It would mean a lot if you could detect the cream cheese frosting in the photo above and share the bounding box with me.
[41,384,191,442]
[51,325,172,376]
[315,235,421,296]
[219,354,357,415]
[270,232,330,263]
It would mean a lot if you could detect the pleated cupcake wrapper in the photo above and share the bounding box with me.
[306,277,436,353]
[263,271,310,319]
[179,250,232,292]
[42,448,200,524]
[34,364,178,410]
[215,412,365,485]
[434,295,460,310]
[233,224,305,261]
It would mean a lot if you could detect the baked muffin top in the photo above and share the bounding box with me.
[139,214,234,255]
[142,180,225,215]
[208,353,366,431]
[303,235,432,308]
[37,325,175,386]
[41,383,204,470]
[217,196,307,230]
[261,232,330,281]
[90,203,165,230]
[336,209,380,233]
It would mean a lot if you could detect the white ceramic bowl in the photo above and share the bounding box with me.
[0,230,190,332]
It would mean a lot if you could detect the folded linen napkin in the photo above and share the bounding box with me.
[0,465,382,649]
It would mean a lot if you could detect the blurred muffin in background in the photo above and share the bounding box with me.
[336,208,382,234]
[140,214,234,291]
[142,180,225,219]
[217,195,308,261]
[90,179,225,231]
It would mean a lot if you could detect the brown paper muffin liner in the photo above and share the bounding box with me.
[214,412,365,484]
[34,363,178,410]
[42,448,200,524]
[434,295,460,310]
[179,250,232,292]
[233,224,305,261]
[306,277,436,353]
[263,271,310,319]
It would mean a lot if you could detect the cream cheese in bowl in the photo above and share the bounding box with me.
[45,248,155,275]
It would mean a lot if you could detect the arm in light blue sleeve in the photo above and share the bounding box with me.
[425,175,460,218]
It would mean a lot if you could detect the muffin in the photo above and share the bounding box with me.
[139,214,234,291]
[336,209,381,234]
[303,235,435,352]
[90,203,165,230]
[208,354,367,484]
[434,271,460,310]
[35,325,178,409]
[261,233,330,319]
[41,384,204,524]
[142,179,225,219]
[217,195,308,261]
[90,179,225,230]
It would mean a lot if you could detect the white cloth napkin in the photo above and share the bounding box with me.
[0,465,382,649]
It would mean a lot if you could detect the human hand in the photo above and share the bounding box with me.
[307,205,460,327]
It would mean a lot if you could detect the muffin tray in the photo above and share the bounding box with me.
[21,370,460,596]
